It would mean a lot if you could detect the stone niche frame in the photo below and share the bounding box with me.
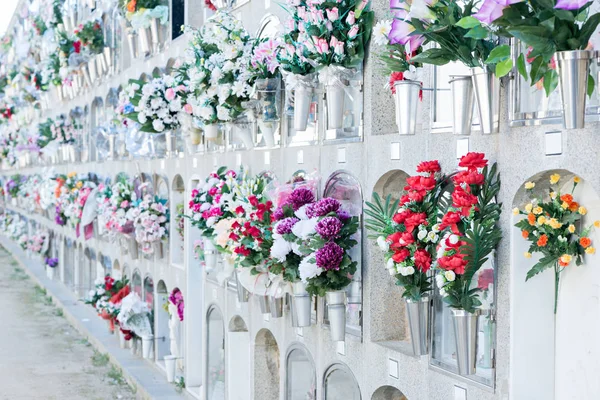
[254,328,280,400]
[227,316,250,398]
[284,342,316,400]
[322,362,361,400]
[205,305,225,400]
[510,169,600,400]
[170,174,185,268]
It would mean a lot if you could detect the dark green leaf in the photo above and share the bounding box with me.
[588,73,595,98]
[495,58,513,78]
[465,25,488,40]
[543,69,558,96]
[517,53,528,80]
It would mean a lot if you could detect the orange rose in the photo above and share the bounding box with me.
[127,0,137,12]
[527,213,536,225]
[580,237,592,248]
[537,234,548,247]
[569,202,579,212]
[522,230,529,239]
[560,194,573,204]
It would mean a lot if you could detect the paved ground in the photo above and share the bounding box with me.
[0,247,136,400]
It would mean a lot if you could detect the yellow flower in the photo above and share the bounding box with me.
[561,202,569,209]
[549,192,557,200]
[524,181,535,190]
[524,252,532,259]
[574,176,581,183]
[568,224,576,233]
[67,172,76,178]
[548,218,562,229]
[578,206,587,215]
[537,216,547,225]
[532,206,543,215]
[550,174,560,184]
[585,247,596,255]
[525,203,533,213]
[559,254,572,266]
[594,220,600,228]
[76,181,83,189]
[512,207,520,216]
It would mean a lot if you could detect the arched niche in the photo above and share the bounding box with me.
[170,174,185,266]
[90,96,104,162]
[112,259,121,279]
[132,269,142,296]
[369,170,411,343]
[206,305,225,400]
[155,280,170,362]
[134,173,154,198]
[139,73,150,83]
[371,386,407,400]
[152,67,165,78]
[254,328,280,400]
[255,14,283,38]
[510,170,600,399]
[285,343,316,400]
[82,247,95,298]
[144,275,155,309]
[76,243,85,297]
[155,174,169,199]
[323,170,363,336]
[166,58,178,74]
[323,363,361,400]
[227,316,250,399]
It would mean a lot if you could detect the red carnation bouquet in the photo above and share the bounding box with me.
[434,152,501,313]
[365,159,445,301]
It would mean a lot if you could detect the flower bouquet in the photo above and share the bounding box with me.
[117,291,154,358]
[372,15,423,135]
[5,174,22,203]
[181,11,254,143]
[168,288,184,322]
[395,0,503,133]
[515,174,597,314]
[27,230,49,257]
[435,152,501,375]
[365,160,445,355]
[133,194,169,257]
[302,0,374,129]
[17,233,29,251]
[121,0,169,56]
[493,0,600,129]
[64,181,97,237]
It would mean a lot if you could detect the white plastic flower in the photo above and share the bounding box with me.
[372,20,392,46]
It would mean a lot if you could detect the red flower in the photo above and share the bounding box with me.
[248,195,259,207]
[392,248,410,263]
[478,268,494,291]
[404,212,427,233]
[235,206,245,215]
[389,71,404,94]
[234,246,251,257]
[458,152,488,170]
[416,160,441,174]
[453,170,484,186]
[405,175,436,192]
[390,232,415,249]
[414,248,432,272]
[407,190,426,203]
[205,0,217,11]
[398,195,411,206]
[393,210,412,225]
[438,253,467,275]
[440,211,462,232]
[452,187,478,216]
[73,40,81,53]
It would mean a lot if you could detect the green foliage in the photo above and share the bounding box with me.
[364,193,399,239]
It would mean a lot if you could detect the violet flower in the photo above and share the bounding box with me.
[273,207,285,221]
[337,210,351,222]
[288,187,315,210]
[276,217,299,235]
[45,257,59,268]
[310,198,341,217]
[315,242,344,271]
[473,0,507,25]
[315,217,343,240]
[555,0,588,10]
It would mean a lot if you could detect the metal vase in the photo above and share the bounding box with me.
[138,26,152,58]
[203,237,217,270]
[96,53,107,77]
[326,84,345,130]
[326,290,347,341]
[258,295,271,314]
[470,67,499,134]
[153,241,164,260]
[292,281,312,327]
[126,31,139,60]
[393,81,421,135]
[451,309,480,376]
[141,335,153,359]
[103,47,114,76]
[449,75,474,135]
[235,269,250,303]
[204,124,219,140]
[107,135,117,160]
[87,60,98,87]
[270,296,284,318]
[293,87,312,131]
[81,65,92,88]
[149,18,162,54]
[128,237,139,260]
[165,130,178,158]
[556,50,593,129]
[405,297,430,356]
[164,355,177,383]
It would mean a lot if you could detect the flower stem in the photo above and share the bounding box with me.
[554,262,560,314]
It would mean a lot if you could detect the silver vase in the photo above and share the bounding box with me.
[165,130,178,158]
[149,18,162,54]
[235,270,249,303]
[293,87,312,131]
[405,297,430,356]
[270,296,284,318]
[96,52,107,77]
[103,47,114,76]
[451,309,480,376]
[203,237,217,270]
[126,30,139,60]
[127,237,139,260]
[153,241,164,260]
[81,64,92,88]
[393,81,421,135]
[556,50,593,129]
[107,135,117,160]
[292,281,312,327]
[326,290,346,341]
[449,75,474,135]
[258,294,271,314]
[87,60,98,87]
[470,67,499,134]
[138,26,152,58]
[325,84,345,130]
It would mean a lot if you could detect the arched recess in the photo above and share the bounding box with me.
[323,363,361,400]
[132,269,142,296]
[323,170,364,336]
[166,58,178,74]
[370,170,411,343]
[510,170,600,399]
[76,243,85,296]
[90,96,104,162]
[152,66,165,77]
[82,247,95,298]
[144,275,156,360]
[206,305,225,400]
[284,343,316,400]
[254,328,280,400]
[122,263,129,281]
[169,287,185,374]
[155,280,171,363]
[112,259,121,280]
[170,174,185,266]
[371,386,407,400]
[227,316,250,400]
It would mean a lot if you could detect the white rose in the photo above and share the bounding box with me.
[386,258,395,270]
[417,230,427,241]
[435,274,445,288]
[444,270,456,282]
[439,288,447,297]
[448,234,459,245]
[376,236,389,251]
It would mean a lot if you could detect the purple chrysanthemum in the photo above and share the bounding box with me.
[276,217,299,235]
[288,187,315,210]
[315,242,344,271]
[315,216,343,239]
[311,198,341,217]
[45,257,59,268]
[273,207,285,221]
[337,210,351,222]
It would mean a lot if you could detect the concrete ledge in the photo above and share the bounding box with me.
[0,237,191,400]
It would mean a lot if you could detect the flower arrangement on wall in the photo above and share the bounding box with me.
[168,288,184,322]
[133,194,169,255]
[515,174,597,313]
[97,176,138,240]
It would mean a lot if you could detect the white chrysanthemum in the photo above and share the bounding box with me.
[372,20,392,46]
[291,218,318,240]
[270,237,292,262]
[152,119,165,132]
[299,255,322,282]
[376,236,389,251]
